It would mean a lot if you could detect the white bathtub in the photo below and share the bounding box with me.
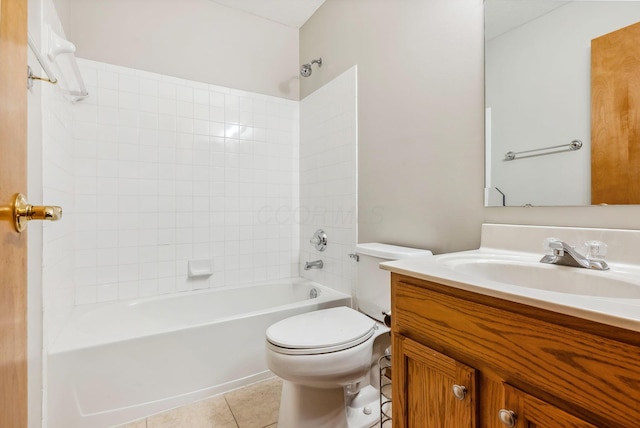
[47,278,351,428]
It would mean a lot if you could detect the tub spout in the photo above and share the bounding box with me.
[304,260,323,270]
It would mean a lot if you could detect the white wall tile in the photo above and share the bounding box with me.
[139,79,159,97]
[158,82,177,99]
[119,75,140,93]
[98,70,119,90]
[299,67,357,297]
[66,59,301,303]
[96,284,118,302]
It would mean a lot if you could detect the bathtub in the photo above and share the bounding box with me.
[47,278,351,428]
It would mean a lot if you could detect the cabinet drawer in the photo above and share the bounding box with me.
[392,278,640,427]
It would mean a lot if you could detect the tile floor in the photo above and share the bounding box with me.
[117,377,282,428]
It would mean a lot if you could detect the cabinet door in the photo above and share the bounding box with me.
[393,335,477,427]
[500,384,598,428]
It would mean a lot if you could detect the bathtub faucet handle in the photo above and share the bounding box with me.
[309,229,327,252]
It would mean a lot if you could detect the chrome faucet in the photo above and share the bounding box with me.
[540,238,609,270]
[304,260,323,270]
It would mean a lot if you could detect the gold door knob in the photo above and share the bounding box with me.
[2,193,63,233]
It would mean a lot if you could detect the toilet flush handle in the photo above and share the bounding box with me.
[382,311,391,328]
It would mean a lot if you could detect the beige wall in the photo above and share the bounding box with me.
[302,0,640,253]
[52,0,71,33]
[61,0,300,100]
[301,0,486,254]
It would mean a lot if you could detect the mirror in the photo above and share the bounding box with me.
[484,0,640,207]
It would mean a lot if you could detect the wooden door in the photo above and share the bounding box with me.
[0,0,29,427]
[591,21,640,204]
[393,335,477,428]
[502,384,598,428]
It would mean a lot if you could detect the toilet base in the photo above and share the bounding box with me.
[277,382,381,428]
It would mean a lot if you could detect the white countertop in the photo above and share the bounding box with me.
[380,224,640,333]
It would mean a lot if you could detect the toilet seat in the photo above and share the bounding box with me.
[266,306,376,355]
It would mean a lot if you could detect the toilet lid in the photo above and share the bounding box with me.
[266,306,376,355]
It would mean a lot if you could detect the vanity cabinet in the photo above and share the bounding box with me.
[391,274,640,428]
[396,336,477,427]
[500,384,597,428]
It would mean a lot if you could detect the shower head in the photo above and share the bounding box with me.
[300,58,322,77]
[300,63,313,77]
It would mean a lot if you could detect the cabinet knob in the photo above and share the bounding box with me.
[498,409,517,427]
[452,384,467,401]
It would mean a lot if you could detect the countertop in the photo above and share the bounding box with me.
[381,248,640,333]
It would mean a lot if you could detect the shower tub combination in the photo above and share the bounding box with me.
[48,278,350,428]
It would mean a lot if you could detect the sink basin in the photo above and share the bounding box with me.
[436,254,640,299]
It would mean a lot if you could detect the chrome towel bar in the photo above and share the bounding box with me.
[504,139,582,161]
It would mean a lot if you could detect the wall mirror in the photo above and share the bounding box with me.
[484,0,640,207]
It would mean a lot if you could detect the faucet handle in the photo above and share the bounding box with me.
[309,229,327,252]
[543,237,562,255]
[584,240,607,261]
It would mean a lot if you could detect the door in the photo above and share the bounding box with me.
[0,0,28,427]
[591,21,640,204]
[393,335,477,428]
[501,384,598,428]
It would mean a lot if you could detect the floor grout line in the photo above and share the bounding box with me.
[223,393,241,428]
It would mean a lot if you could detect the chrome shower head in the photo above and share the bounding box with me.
[300,63,313,77]
[300,57,322,77]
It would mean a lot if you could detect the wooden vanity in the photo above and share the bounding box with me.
[391,273,640,428]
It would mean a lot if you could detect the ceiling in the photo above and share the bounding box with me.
[211,0,572,36]
[209,0,326,28]
[485,0,570,40]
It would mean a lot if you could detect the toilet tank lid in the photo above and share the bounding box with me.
[355,243,432,260]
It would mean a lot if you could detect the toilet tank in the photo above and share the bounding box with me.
[355,243,432,322]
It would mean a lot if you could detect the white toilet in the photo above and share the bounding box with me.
[265,243,432,428]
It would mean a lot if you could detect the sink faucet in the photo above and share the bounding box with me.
[304,260,323,270]
[540,239,609,270]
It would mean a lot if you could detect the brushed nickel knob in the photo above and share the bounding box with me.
[452,384,467,401]
[498,409,517,427]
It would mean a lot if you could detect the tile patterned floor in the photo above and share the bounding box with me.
[116,377,282,428]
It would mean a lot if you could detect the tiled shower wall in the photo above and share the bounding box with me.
[41,1,77,344]
[299,67,358,297]
[69,59,300,305]
[42,82,76,339]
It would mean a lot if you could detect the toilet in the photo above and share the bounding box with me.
[265,243,432,428]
